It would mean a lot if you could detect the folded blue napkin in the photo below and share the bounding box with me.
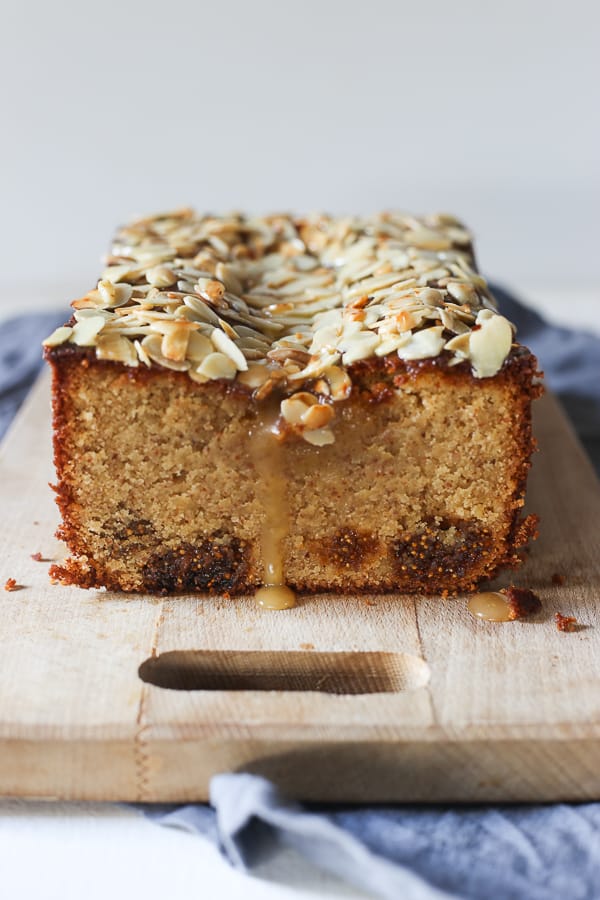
[2,292,599,899]
[145,774,600,900]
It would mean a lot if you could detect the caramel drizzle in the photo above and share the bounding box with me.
[467,591,512,622]
[250,404,296,610]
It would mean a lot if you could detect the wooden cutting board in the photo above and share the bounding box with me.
[0,373,599,804]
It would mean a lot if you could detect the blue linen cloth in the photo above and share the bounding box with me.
[2,292,599,900]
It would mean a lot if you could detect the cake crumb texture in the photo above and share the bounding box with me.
[48,346,540,595]
[555,612,578,632]
[501,586,542,620]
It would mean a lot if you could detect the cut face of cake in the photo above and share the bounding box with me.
[44,210,542,600]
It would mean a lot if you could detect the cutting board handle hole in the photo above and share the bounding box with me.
[138,649,430,694]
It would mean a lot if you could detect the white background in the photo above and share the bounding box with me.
[1,0,599,318]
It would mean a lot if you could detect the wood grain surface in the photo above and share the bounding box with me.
[0,372,598,803]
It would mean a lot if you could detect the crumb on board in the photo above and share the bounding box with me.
[555,612,578,632]
[300,642,315,650]
[500,586,542,620]
[4,578,19,592]
[31,552,44,562]
[365,599,377,607]
[552,573,565,586]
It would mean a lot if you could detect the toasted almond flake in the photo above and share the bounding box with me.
[301,402,334,430]
[141,334,191,371]
[146,265,177,287]
[188,368,209,384]
[196,352,237,381]
[444,332,470,355]
[397,326,445,361]
[70,316,106,346]
[237,364,270,389]
[375,334,412,356]
[95,280,134,309]
[405,227,452,251]
[312,377,331,396]
[238,336,270,352]
[74,309,113,322]
[43,326,73,347]
[217,318,239,341]
[101,263,144,284]
[280,392,317,425]
[97,279,117,304]
[96,334,139,366]
[215,262,243,295]
[446,281,478,305]
[187,331,213,362]
[323,365,352,400]
[303,427,335,446]
[209,235,230,257]
[469,310,513,377]
[440,307,469,334]
[71,290,105,310]
[134,339,152,367]
[182,294,221,326]
[196,277,226,303]
[161,328,190,362]
[288,348,342,382]
[340,331,380,365]
[210,329,248,371]
[419,287,444,307]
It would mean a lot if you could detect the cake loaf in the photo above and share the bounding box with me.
[44,210,542,604]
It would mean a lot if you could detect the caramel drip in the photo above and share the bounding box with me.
[468,591,512,622]
[250,403,296,610]
[255,584,296,610]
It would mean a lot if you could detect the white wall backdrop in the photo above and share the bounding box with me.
[1,0,598,311]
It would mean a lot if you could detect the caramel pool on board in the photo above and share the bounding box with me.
[468,591,512,622]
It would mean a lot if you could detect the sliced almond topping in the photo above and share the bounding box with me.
[141,334,191,371]
[43,326,73,347]
[146,265,177,288]
[210,328,248,371]
[161,328,190,362]
[187,331,213,363]
[340,331,380,365]
[96,334,139,366]
[444,332,470,355]
[396,326,445,361]
[57,210,515,447]
[469,310,513,378]
[446,281,478,305]
[101,263,144,284]
[301,402,334,430]
[134,339,152,367]
[196,352,237,381]
[280,392,317,426]
[303,427,335,446]
[323,365,352,400]
[237,364,270,390]
[195,277,226,304]
[97,280,133,309]
[70,316,106,347]
[405,227,452,251]
[215,262,243,295]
